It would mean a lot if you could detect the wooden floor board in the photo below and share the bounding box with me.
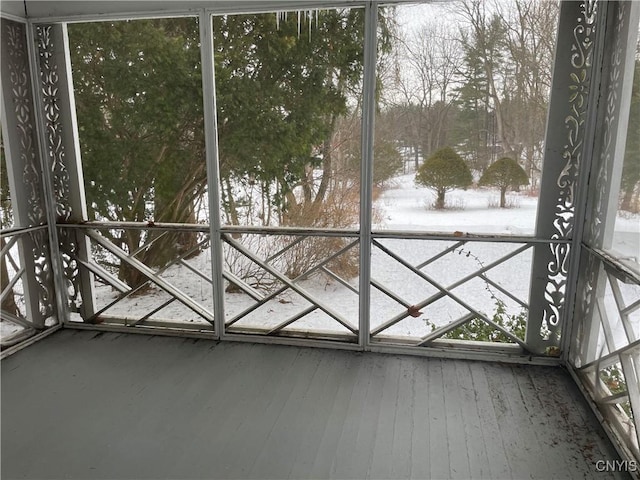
[287,354,345,480]
[427,359,452,480]
[368,356,401,480]
[308,351,363,479]
[441,359,472,480]
[220,346,302,478]
[247,349,320,478]
[468,362,513,479]
[331,354,381,479]
[454,361,491,479]
[408,359,431,480]
[389,358,416,480]
[1,329,628,480]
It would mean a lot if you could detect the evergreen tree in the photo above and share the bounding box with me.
[454,3,509,170]
[213,10,373,227]
[479,156,528,208]
[451,28,493,173]
[69,18,205,285]
[415,146,472,209]
[69,11,390,285]
[451,0,557,185]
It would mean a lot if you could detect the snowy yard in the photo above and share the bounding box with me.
[376,173,539,235]
[2,172,638,345]
[81,173,639,343]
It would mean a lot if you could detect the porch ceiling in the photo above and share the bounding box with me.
[1,329,625,479]
[0,0,369,22]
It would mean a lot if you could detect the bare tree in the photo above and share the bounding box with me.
[383,16,464,168]
[452,0,558,186]
[496,0,558,187]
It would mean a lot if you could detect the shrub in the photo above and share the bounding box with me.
[441,300,527,343]
[373,140,403,187]
[415,147,473,209]
[280,182,363,279]
[479,157,529,208]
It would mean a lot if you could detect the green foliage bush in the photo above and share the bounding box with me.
[415,147,473,209]
[479,157,529,208]
[441,299,527,343]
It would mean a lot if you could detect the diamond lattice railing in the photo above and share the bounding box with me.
[65,225,215,331]
[221,230,360,340]
[0,226,57,347]
[369,237,534,350]
[573,249,640,459]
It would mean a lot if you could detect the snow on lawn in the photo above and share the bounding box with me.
[3,172,636,346]
[375,173,538,234]
[89,172,639,343]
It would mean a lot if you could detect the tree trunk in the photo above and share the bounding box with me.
[222,177,242,239]
[436,190,446,210]
[144,208,200,269]
[314,116,338,209]
[302,164,314,205]
[118,189,147,288]
[119,229,146,288]
[500,187,507,208]
[621,187,635,212]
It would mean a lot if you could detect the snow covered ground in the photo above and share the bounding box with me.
[2,172,638,344]
[375,173,539,235]
[81,173,638,343]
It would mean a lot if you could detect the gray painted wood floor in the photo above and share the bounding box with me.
[1,329,626,479]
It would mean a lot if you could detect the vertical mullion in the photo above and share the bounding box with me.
[57,24,97,320]
[0,19,49,328]
[559,2,608,361]
[527,0,604,355]
[199,11,225,339]
[565,2,640,362]
[358,1,378,349]
[25,21,69,325]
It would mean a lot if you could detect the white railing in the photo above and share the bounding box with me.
[0,224,58,349]
[571,246,640,460]
[58,221,572,362]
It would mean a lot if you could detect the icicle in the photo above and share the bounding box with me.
[273,9,321,40]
